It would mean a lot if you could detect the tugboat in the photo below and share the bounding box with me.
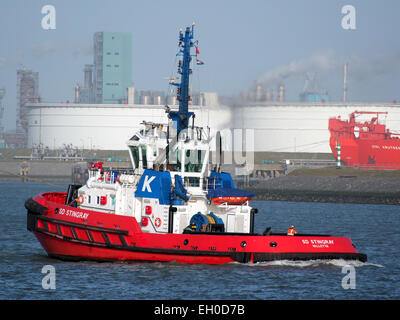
[26,25,367,264]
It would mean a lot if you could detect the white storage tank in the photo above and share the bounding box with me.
[26,101,232,150]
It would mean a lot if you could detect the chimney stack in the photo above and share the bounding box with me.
[74,84,80,103]
[278,84,285,102]
[343,63,348,103]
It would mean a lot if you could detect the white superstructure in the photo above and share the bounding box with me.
[75,119,254,235]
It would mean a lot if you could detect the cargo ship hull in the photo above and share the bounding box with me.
[329,111,400,169]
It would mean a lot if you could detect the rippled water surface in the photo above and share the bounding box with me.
[0,181,398,300]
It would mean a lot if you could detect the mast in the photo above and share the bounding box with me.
[167,24,196,135]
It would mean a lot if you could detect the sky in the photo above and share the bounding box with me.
[0,0,400,131]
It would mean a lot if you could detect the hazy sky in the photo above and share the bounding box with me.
[1,0,400,131]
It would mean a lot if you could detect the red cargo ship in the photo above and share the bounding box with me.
[329,111,400,169]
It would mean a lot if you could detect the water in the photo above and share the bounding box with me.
[0,181,398,300]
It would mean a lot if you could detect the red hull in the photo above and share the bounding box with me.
[329,111,400,169]
[26,192,367,264]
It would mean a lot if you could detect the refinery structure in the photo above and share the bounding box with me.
[17,69,40,134]
[0,68,40,148]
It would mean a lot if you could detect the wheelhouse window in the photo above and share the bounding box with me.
[184,177,200,187]
[167,149,181,172]
[141,146,147,169]
[129,146,139,168]
[184,149,205,173]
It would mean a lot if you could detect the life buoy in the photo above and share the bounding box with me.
[78,195,84,204]
[155,218,162,228]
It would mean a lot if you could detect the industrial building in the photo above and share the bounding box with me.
[26,97,400,154]
[94,32,132,104]
[75,32,133,104]
[298,73,329,103]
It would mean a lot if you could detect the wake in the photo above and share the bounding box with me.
[250,259,384,268]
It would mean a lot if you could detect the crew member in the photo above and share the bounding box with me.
[287,225,297,236]
[71,196,78,208]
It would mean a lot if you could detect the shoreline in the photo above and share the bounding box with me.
[0,176,70,182]
[248,188,400,206]
[246,174,400,206]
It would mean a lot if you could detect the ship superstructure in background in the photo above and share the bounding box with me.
[25,25,366,264]
[329,111,400,169]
